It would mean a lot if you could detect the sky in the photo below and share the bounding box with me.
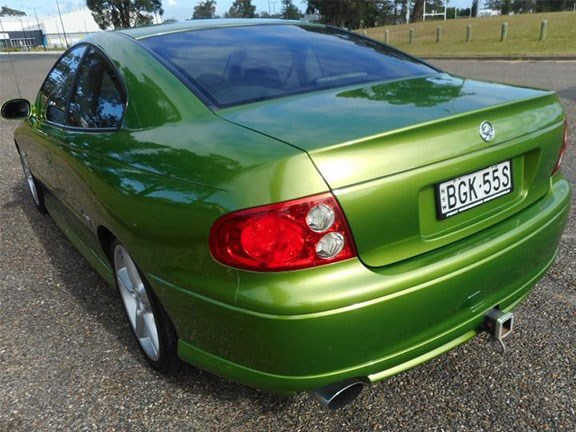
[4,0,477,21]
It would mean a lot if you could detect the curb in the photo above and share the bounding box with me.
[422,55,576,61]
[0,51,64,55]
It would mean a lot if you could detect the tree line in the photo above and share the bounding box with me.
[0,5,27,16]
[485,0,576,14]
[192,1,451,26]
[193,0,448,28]
[84,0,445,30]
[192,0,301,20]
[6,1,575,31]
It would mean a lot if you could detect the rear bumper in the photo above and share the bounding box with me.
[153,177,571,393]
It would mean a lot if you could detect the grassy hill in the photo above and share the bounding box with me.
[363,11,576,57]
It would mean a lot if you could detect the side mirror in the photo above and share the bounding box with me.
[1,99,31,119]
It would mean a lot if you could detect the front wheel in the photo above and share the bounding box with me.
[112,240,181,373]
[18,149,46,213]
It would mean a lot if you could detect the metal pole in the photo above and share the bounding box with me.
[55,0,69,48]
[423,1,426,22]
[29,7,46,51]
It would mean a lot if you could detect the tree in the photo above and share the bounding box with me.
[410,0,424,22]
[0,6,26,16]
[533,0,576,12]
[192,0,217,19]
[86,0,164,30]
[471,0,479,17]
[306,0,451,28]
[281,0,301,19]
[227,0,256,18]
[411,0,445,23]
[485,0,515,14]
[482,0,576,14]
[306,0,396,29]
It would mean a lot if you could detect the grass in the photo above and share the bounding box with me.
[363,11,576,57]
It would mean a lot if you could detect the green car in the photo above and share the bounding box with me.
[2,20,570,409]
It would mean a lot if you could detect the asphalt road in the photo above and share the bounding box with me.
[1,54,575,431]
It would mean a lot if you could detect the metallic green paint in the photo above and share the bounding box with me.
[8,21,571,394]
[172,176,568,393]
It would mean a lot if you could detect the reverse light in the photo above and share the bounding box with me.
[209,192,356,271]
[552,120,569,175]
[306,204,335,232]
[316,232,345,259]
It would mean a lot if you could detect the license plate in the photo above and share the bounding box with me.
[437,160,513,219]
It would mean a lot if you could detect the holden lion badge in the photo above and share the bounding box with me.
[479,121,495,142]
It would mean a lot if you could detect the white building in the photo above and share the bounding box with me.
[0,7,102,49]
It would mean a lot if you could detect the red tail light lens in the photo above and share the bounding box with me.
[552,120,568,175]
[209,192,356,271]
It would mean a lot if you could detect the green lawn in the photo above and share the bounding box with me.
[363,11,576,57]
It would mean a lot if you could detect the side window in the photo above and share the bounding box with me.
[68,48,126,129]
[39,45,86,125]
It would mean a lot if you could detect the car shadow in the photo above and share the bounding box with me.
[6,180,294,413]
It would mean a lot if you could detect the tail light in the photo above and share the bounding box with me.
[552,120,568,175]
[209,192,356,271]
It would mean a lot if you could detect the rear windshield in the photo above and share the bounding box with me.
[141,24,437,108]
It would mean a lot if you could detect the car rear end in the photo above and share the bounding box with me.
[136,22,571,399]
[193,89,570,395]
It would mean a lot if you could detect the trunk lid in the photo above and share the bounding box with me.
[219,74,565,267]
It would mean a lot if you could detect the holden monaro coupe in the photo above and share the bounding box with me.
[2,20,570,409]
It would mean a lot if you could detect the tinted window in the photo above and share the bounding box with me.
[142,25,437,108]
[68,48,125,129]
[39,45,86,124]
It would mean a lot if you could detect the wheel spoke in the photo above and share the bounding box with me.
[144,312,159,355]
[125,256,141,288]
[117,267,134,295]
[137,284,150,309]
[134,307,148,339]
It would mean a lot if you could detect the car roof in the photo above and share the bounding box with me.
[117,18,303,40]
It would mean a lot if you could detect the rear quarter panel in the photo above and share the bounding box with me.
[53,33,329,308]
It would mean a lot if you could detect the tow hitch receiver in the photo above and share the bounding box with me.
[482,308,514,352]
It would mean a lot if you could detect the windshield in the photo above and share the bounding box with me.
[141,24,438,108]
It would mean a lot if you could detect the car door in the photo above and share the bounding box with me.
[55,46,127,246]
[22,45,87,195]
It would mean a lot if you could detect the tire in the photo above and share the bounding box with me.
[18,149,47,213]
[112,240,181,373]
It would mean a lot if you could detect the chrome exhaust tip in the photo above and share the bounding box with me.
[311,378,364,410]
[483,308,514,342]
